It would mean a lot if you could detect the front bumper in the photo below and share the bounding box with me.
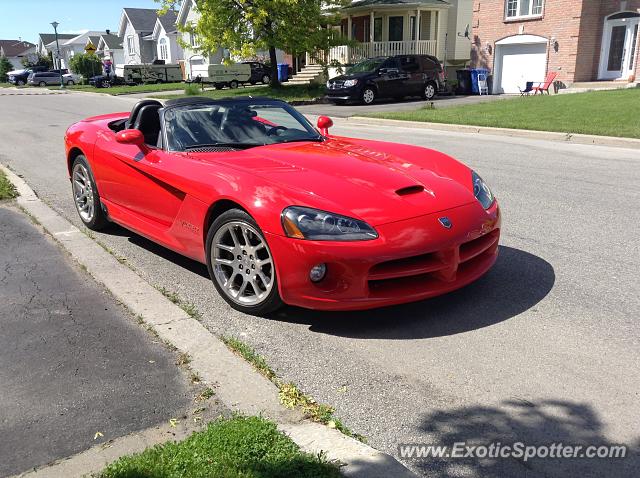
[325,86,360,101]
[266,201,501,311]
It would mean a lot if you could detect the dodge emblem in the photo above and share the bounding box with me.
[438,217,452,229]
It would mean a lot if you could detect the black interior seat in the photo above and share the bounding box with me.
[133,105,162,145]
[126,99,162,130]
[221,107,267,142]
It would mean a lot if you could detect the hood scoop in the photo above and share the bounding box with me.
[396,185,425,196]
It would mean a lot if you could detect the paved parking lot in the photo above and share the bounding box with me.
[0,93,637,477]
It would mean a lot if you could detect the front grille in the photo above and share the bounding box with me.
[328,80,345,89]
[368,229,499,296]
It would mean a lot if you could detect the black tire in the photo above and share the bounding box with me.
[261,74,270,85]
[71,155,109,231]
[361,86,376,105]
[16,80,25,86]
[205,209,283,315]
[229,80,239,89]
[39,81,47,87]
[102,80,111,88]
[423,82,437,100]
[67,80,75,86]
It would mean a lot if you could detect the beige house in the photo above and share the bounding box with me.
[315,0,472,69]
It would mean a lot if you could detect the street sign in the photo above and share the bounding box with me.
[85,41,97,54]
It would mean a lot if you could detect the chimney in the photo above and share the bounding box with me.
[106,29,111,35]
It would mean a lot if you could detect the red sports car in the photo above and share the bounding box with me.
[65,97,500,314]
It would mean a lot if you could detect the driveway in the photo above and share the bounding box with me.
[0,94,638,477]
[0,203,202,477]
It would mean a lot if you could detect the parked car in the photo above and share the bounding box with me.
[242,62,271,85]
[326,55,445,105]
[65,96,500,314]
[28,71,68,86]
[89,74,130,88]
[7,66,48,86]
[62,73,82,85]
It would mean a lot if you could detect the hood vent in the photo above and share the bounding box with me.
[396,185,425,196]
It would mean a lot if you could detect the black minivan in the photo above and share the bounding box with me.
[326,55,444,105]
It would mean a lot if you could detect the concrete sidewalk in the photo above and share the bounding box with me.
[0,203,205,477]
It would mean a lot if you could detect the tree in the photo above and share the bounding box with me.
[21,53,52,69]
[69,53,103,82]
[0,56,14,82]
[163,0,348,87]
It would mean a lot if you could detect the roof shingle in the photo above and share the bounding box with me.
[0,39,36,57]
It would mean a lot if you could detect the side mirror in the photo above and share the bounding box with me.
[115,129,148,152]
[317,116,333,136]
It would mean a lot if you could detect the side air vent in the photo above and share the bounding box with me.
[396,185,425,196]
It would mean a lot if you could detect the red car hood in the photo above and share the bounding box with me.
[198,138,476,226]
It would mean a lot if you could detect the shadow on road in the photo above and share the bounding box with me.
[408,399,638,478]
[270,246,555,339]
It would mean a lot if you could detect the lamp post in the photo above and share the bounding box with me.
[51,21,64,88]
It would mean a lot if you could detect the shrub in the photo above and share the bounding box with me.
[0,56,14,82]
[69,53,103,82]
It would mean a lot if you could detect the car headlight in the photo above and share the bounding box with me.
[282,206,378,241]
[343,79,358,87]
[326,80,331,88]
[472,171,495,209]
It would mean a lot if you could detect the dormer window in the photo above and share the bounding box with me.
[505,0,543,20]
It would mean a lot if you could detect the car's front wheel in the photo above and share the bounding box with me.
[423,82,437,100]
[71,155,109,230]
[362,87,376,105]
[206,209,282,315]
[229,80,239,89]
[261,74,270,84]
[67,80,75,86]
[39,81,47,87]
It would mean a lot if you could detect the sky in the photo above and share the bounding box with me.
[0,0,165,44]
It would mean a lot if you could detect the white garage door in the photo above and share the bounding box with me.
[496,43,547,94]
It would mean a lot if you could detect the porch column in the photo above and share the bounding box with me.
[416,9,421,51]
[347,15,353,63]
[436,9,443,59]
[370,11,375,43]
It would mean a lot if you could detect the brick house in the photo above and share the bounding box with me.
[471,0,640,93]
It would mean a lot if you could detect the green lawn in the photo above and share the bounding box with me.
[98,416,342,478]
[0,82,10,88]
[0,170,18,200]
[156,83,326,103]
[369,88,640,139]
[52,82,187,95]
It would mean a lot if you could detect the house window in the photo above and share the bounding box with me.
[127,35,135,54]
[159,38,168,60]
[374,17,382,41]
[389,16,404,42]
[505,0,543,19]
[189,32,198,47]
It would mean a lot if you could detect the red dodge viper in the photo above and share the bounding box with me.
[65,97,501,314]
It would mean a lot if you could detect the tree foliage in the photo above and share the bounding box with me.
[21,53,52,69]
[162,0,349,86]
[0,56,14,82]
[69,53,102,81]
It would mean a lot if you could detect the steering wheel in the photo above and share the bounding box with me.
[267,125,288,136]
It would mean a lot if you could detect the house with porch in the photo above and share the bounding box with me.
[36,33,77,57]
[145,11,184,64]
[118,8,181,65]
[44,31,109,70]
[471,0,640,94]
[316,0,472,71]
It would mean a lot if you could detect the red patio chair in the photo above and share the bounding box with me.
[532,72,557,95]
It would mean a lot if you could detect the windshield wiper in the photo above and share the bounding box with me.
[184,142,265,150]
[280,136,324,144]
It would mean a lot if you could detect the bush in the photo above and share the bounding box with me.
[21,53,52,69]
[69,53,103,82]
[0,56,14,82]
[184,83,201,95]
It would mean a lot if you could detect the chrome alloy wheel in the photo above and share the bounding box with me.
[211,221,275,306]
[72,163,95,223]
[362,88,375,104]
[424,83,436,100]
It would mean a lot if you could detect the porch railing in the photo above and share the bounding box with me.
[309,40,437,65]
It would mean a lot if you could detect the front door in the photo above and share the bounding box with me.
[599,15,640,80]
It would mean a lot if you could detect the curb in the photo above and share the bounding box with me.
[348,116,640,150]
[1,165,416,478]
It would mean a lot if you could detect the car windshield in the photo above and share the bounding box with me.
[163,101,322,151]
[346,58,384,74]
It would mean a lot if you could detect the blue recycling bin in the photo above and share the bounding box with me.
[470,68,489,94]
[277,63,289,82]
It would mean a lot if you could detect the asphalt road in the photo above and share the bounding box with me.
[0,92,638,477]
[0,203,196,477]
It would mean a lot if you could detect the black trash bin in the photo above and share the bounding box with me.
[456,69,472,95]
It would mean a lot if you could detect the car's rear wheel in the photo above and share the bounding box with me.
[229,80,239,89]
[16,80,25,86]
[423,82,437,100]
[39,81,46,87]
[261,74,270,84]
[362,87,376,105]
[206,209,282,315]
[67,80,75,85]
[71,155,108,231]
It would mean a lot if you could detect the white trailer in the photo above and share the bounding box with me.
[190,63,251,89]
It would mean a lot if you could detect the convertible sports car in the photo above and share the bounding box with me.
[65,97,501,314]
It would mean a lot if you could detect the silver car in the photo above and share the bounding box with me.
[28,71,65,86]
